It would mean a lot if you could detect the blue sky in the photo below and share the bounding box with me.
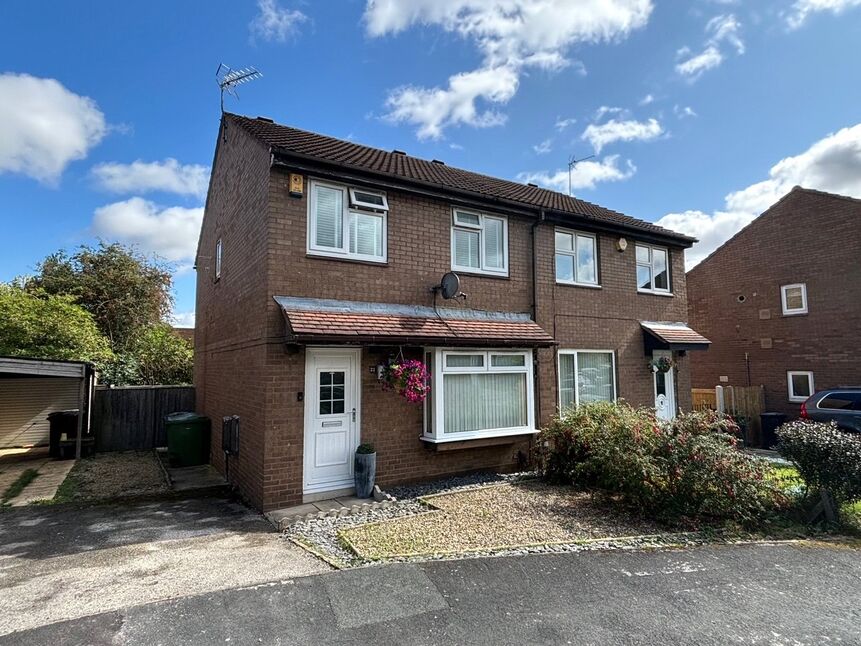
[2,0,860,326]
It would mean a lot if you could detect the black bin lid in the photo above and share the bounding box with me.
[165,411,206,423]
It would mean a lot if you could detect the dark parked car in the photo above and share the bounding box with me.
[801,388,861,432]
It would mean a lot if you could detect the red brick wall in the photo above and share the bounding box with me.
[194,121,273,509]
[688,188,861,418]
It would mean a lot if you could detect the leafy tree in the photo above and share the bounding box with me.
[0,284,113,365]
[26,242,173,350]
[125,323,193,385]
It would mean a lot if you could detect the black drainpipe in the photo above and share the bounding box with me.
[531,210,547,438]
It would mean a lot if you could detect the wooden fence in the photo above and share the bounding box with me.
[690,385,766,446]
[92,385,195,452]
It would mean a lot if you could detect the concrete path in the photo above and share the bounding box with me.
[3,541,859,645]
[0,497,328,636]
[7,459,76,505]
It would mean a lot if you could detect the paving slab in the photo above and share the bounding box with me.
[9,459,76,506]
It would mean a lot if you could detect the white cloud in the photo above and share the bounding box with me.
[787,0,861,28]
[533,138,553,155]
[674,104,697,118]
[518,155,636,192]
[366,0,653,138]
[593,105,626,120]
[249,0,307,42]
[657,123,861,267]
[555,116,577,131]
[91,159,210,198]
[581,117,663,153]
[0,73,106,184]
[170,311,196,328]
[639,93,655,106]
[384,66,517,140]
[91,197,204,264]
[676,14,743,80]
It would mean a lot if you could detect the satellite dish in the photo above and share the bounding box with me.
[435,272,464,300]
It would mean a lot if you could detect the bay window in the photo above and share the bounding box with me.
[636,243,670,294]
[308,180,387,262]
[451,209,508,276]
[558,350,617,411]
[423,349,535,442]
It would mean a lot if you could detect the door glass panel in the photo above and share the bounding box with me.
[319,371,346,415]
[655,371,667,396]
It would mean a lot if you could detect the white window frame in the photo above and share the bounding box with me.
[307,179,388,263]
[781,283,808,316]
[422,348,535,443]
[554,228,600,287]
[215,238,222,280]
[787,371,814,403]
[450,209,509,276]
[348,187,389,213]
[635,243,672,295]
[557,349,617,410]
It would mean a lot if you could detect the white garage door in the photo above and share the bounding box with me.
[0,378,80,448]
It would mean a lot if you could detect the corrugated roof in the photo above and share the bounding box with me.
[226,113,695,244]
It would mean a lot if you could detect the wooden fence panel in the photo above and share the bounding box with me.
[690,385,766,446]
[692,388,717,411]
[93,385,195,452]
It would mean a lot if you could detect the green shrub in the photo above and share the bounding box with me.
[535,402,781,523]
[776,420,861,504]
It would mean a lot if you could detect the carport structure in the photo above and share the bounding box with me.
[0,357,96,459]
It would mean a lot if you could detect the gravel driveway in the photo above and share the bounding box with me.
[0,497,328,637]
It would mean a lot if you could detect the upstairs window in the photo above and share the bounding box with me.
[308,180,387,262]
[451,209,508,276]
[215,238,222,280]
[555,229,598,286]
[781,283,808,315]
[636,243,670,294]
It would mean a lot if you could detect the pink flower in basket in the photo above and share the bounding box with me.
[382,359,430,403]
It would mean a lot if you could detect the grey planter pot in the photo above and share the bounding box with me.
[354,452,377,499]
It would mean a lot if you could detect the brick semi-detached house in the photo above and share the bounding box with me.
[688,187,861,419]
[194,113,709,511]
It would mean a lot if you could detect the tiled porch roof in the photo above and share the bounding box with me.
[640,321,711,350]
[275,297,554,347]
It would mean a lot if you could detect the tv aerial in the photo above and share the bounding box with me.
[432,272,467,300]
[216,63,263,112]
[567,153,595,196]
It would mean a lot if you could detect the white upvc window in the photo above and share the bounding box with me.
[451,209,508,276]
[215,238,222,280]
[555,228,599,287]
[307,180,387,262]
[781,283,808,315]
[787,371,814,403]
[423,348,535,442]
[636,243,671,294]
[557,350,617,411]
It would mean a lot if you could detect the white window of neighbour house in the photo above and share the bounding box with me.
[215,238,222,280]
[787,371,814,403]
[557,350,617,411]
[555,229,599,286]
[781,283,808,315]
[636,243,671,294]
[451,209,508,276]
[422,349,535,442]
[308,180,387,262]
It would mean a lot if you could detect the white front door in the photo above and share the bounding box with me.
[653,350,676,421]
[303,348,360,494]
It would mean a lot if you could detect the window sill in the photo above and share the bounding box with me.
[450,268,510,280]
[556,281,601,290]
[421,430,537,451]
[421,428,537,444]
[782,311,808,317]
[637,289,674,298]
[306,252,388,267]
[788,397,808,403]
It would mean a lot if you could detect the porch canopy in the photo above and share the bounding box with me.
[275,296,555,347]
[640,321,711,353]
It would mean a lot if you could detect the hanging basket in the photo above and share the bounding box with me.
[381,358,430,404]
[648,356,674,373]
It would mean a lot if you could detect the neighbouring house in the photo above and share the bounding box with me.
[172,326,195,346]
[688,187,861,418]
[194,113,708,511]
